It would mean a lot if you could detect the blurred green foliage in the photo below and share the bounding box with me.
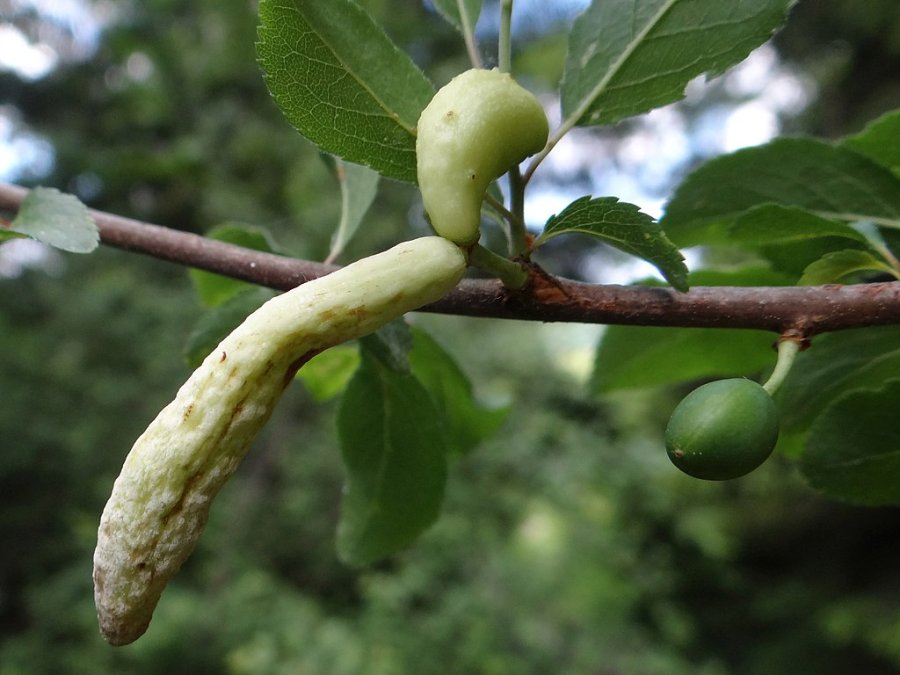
[3,1,900,673]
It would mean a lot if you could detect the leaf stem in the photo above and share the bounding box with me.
[468,243,528,289]
[325,159,351,264]
[856,221,900,273]
[762,337,802,396]
[484,192,523,234]
[812,210,900,231]
[459,0,482,68]
[507,167,528,255]
[523,115,573,184]
[499,0,513,73]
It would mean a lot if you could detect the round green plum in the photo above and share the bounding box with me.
[665,378,780,481]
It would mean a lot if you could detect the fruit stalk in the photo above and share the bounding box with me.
[762,337,802,395]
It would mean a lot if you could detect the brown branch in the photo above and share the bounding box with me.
[3,181,900,336]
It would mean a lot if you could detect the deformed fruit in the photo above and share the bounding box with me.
[416,68,549,246]
[93,236,466,646]
[665,378,779,481]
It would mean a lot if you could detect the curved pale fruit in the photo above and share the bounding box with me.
[93,237,466,645]
[416,68,549,245]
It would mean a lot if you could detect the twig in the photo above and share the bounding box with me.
[3,182,900,336]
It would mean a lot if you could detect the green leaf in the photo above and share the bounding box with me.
[661,138,900,247]
[257,0,435,183]
[728,205,869,246]
[798,249,898,285]
[536,196,688,291]
[326,158,380,263]
[409,327,508,456]
[593,326,776,392]
[296,345,361,402]
[9,187,98,253]
[431,0,482,32]
[681,267,796,287]
[189,223,285,307]
[561,0,795,127]
[183,287,275,367]
[800,379,900,506]
[299,322,415,404]
[336,348,448,566]
[359,320,414,373]
[775,326,900,437]
[592,267,792,392]
[726,205,873,277]
[843,110,900,178]
[0,230,28,243]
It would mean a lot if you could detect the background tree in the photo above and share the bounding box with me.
[2,0,900,673]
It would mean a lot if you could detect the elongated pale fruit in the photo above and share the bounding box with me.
[93,237,465,646]
[416,68,549,246]
[665,378,780,481]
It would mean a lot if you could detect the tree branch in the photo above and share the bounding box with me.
[3,182,900,336]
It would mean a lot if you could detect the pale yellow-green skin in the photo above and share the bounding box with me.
[93,237,466,646]
[416,68,549,246]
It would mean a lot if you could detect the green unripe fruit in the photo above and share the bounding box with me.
[416,68,549,246]
[665,378,779,481]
